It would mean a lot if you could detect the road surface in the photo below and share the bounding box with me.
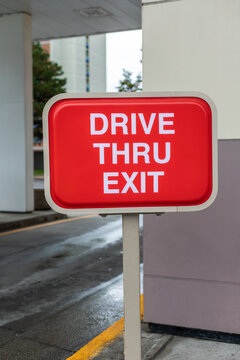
[0,214,134,359]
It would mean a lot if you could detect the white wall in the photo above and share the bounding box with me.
[0,14,33,212]
[142,0,240,139]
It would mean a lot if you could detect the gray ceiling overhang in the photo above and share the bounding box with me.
[0,0,141,40]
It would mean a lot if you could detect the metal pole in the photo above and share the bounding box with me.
[122,214,141,360]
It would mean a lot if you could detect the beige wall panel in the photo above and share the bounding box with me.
[142,0,240,139]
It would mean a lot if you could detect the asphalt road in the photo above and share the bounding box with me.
[0,214,130,359]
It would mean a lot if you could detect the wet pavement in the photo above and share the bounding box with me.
[0,215,126,359]
[0,274,125,359]
[1,213,240,360]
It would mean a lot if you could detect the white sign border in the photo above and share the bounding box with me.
[43,91,218,215]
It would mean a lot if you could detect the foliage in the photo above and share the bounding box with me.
[117,68,142,92]
[33,42,66,142]
[34,169,44,176]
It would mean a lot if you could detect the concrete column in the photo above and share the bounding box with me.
[0,13,33,212]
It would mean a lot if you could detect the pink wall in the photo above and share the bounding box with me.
[143,140,240,333]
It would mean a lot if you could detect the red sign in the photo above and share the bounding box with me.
[43,93,217,214]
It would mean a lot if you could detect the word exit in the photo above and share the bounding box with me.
[103,171,165,194]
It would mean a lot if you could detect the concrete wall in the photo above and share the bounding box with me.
[142,0,240,333]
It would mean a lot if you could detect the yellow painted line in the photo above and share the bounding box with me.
[66,294,144,360]
[140,293,144,320]
[0,215,97,237]
[68,318,124,360]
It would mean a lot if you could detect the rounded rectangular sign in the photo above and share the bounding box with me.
[43,92,217,215]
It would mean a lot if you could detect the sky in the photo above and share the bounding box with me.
[106,29,142,92]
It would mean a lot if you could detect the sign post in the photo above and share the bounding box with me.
[43,92,217,359]
[123,214,141,359]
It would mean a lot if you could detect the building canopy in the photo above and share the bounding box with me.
[0,0,141,40]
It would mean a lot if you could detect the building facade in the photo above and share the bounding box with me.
[49,35,106,93]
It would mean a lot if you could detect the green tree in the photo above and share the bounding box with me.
[33,42,67,142]
[117,68,142,92]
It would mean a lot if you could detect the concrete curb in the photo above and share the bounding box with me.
[92,323,173,360]
[143,333,173,360]
[0,210,66,233]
